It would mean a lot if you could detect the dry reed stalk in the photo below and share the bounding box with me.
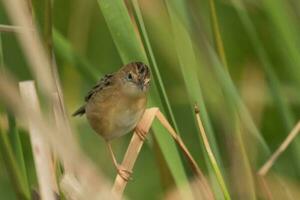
[155,110,215,200]
[0,74,113,200]
[60,173,85,200]
[0,24,33,33]
[19,81,58,200]
[2,0,55,95]
[112,108,214,200]
[3,1,112,196]
[257,176,274,200]
[112,108,158,198]
[52,93,114,200]
[258,121,300,176]
[52,92,76,173]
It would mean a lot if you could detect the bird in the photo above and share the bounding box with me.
[72,61,151,180]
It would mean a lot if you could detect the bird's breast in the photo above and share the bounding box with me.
[111,96,146,138]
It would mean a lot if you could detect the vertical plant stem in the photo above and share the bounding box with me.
[130,0,179,132]
[44,0,53,59]
[7,114,30,192]
[19,81,58,200]
[155,110,215,200]
[234,119,256,200]
[53,30,100,83]
[231,0,300,174]
[207,2,256,198]
[97,0,194,198]
[0,32,31,199]
[194,104,231,200]
[0,125,31,200]
[208,0,228,70]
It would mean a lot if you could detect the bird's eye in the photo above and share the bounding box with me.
[127,73,133,81]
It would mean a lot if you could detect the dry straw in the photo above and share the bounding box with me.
[0,74,114,200]
[112,108,214,200]
[19,81,58,200]
[2,0,55,95]
[258,121,300,176]
[1,0,116,198]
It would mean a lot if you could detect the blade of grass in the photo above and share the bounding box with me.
[1,30,31,198]
[207,43,270,156]
[130,0,179,133]
[53,29,99,83]
[231,0,300,172]
[97,0,194,198]
[7,113,30,193]
[261,0,300,86]
[163,1,227,198]
[208,0,228,70]
[194,105,231,200]
[0,125,31,200]
[206,1,257,198]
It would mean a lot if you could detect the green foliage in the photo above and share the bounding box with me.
[1,0,300,199]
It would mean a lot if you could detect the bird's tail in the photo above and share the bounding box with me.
[72,105,86,117]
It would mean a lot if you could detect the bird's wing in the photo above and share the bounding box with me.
[84,73,114,102]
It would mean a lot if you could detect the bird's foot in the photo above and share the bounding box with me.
[135,126,147,141]
[117,165,132,182]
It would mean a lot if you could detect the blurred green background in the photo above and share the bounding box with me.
[1,0,300,199]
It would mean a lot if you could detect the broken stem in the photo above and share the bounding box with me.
[258,121,300,176]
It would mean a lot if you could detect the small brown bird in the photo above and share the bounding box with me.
[73,61,150,180]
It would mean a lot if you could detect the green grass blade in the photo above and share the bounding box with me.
[0,125,31,200]
[208,0,228,70]
[164,1,230,198]
[97,0,194,198]
[207,43,270,157]
[166,1,230,199]
[0,33,31,200]
[130,0,179,133]
[231,0,300,173]
[261,0,300,86]
[7,114,30,193]
[53,30,100,83]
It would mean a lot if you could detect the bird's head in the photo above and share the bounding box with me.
[119,61,151,96]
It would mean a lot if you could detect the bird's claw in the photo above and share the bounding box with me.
[117,165,132,182]
[135,127,147,141]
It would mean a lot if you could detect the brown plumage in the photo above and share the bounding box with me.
[73,61,150,140]
[72,61,151,180]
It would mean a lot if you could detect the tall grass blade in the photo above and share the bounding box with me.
[130,0,179,133]
[1,29,31,198]
[7,114,30,193]
[261,0,300,86]
[0,125,31,200]
[208,0,228,70]
[231,0,300,173]
[97,0,194,198]
[194,105,231,199]
[53,30,100,83]
[164,1,227,198]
